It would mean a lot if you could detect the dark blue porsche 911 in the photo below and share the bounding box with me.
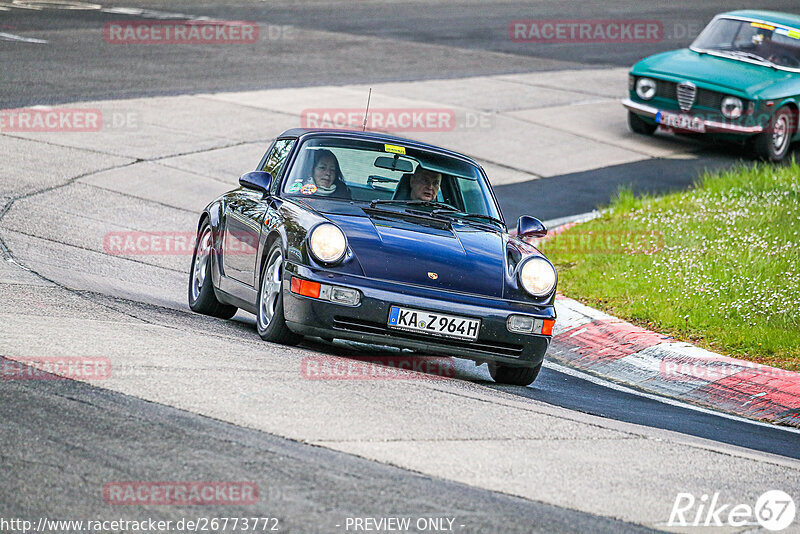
[188,129,557,386]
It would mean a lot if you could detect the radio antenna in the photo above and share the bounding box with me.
[362,88,372,131]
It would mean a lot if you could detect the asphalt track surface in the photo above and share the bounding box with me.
[2,1,800,532]
[1,0,799,107]
[0,363,655,533]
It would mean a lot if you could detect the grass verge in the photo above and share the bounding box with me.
[542,161,800,371]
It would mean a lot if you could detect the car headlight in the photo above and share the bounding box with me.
[635,77,657,100]
[519,257,557,297]
[309,223,347,263]
[721,96,743,119]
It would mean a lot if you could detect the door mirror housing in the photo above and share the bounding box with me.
[239,171,272,194]
[517,216,547,238]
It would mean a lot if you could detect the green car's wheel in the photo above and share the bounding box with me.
[628,111,657,135]
[489,361,542,387]
[754,106,795,162]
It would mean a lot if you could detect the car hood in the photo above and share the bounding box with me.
[325,211,505,298]
[634,48,791,96]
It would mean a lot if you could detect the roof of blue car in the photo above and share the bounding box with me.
[278,128,480,166]
[721,10,800,30]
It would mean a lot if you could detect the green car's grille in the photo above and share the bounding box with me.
[652,79,729,110]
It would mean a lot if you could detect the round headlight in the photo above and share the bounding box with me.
[635,77,657,100]
[721,96,743,119]
[519,257,557,297]
[309,223,346,263]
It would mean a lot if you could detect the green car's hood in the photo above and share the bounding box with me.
[632,48,794,97]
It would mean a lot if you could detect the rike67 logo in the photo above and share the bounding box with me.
[669,490,796,531]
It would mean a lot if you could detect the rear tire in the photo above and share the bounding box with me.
[628,111,657,135]
[489,361,542,386]
[754,106,795,162]
[188,222,238,319]
[256,242,302,345]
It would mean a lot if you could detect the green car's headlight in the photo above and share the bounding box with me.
[309,223,347,264]
[635,77,657,100]
[519,257,557,297]
[721,96,743,119]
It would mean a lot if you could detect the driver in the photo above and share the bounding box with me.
[409,167,442,201]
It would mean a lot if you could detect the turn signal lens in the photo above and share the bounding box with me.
[291,277,321,298]
[542,319,555,336]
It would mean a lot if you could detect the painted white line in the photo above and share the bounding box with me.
[0,32,48,43]
[11,0,100,9]
[542,359,800,434]
[542,210,601,230]
[0,31,48,43]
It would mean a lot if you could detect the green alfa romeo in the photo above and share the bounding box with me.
[624,10,800,161]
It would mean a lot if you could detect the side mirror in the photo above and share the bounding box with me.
[239,171,272,194]
[517,216,547,238]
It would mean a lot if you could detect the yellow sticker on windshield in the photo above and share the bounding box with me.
[384,144,406,155]
[775,27,800,39]
[750,22,775,30]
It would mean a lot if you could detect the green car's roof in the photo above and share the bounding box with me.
[721,10,800,31]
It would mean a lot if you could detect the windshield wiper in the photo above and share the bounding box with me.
[431,210,505,227]
[369,199,459,211]
[720,49,771,64]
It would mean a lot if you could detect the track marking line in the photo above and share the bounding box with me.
[0,31,48,43]
[543,360,800,435]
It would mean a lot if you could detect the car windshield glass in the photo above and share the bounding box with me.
[282,137,502,220]
[692,17,800,69]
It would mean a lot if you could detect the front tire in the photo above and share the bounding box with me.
[489,361,542,386]
[628,111,657,135]
[256,243,302,345]
[188,222,238,319]
[754,106,795,162]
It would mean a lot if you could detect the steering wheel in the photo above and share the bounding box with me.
[768,53,800,67]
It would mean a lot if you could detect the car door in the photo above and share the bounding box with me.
[221,138,296,287]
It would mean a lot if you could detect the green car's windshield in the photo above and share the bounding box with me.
[282,137,502,220]
[692,17,800,70]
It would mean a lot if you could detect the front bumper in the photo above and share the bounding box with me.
[282,262,553,368]
[622,98,765,134]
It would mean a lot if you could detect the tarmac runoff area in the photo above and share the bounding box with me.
[2,68,800,530]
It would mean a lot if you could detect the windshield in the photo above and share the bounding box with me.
[692,17,800,69]
[282,137,502,220]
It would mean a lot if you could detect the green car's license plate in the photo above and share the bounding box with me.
[656,111,706,132]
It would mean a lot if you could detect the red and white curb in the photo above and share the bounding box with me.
[549,295,800,428]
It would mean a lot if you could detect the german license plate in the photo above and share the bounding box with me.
[387,306,480,341]
[656,110,705,132]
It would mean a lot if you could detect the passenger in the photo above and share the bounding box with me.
[308,149,351,199]
[409,167,442,201]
